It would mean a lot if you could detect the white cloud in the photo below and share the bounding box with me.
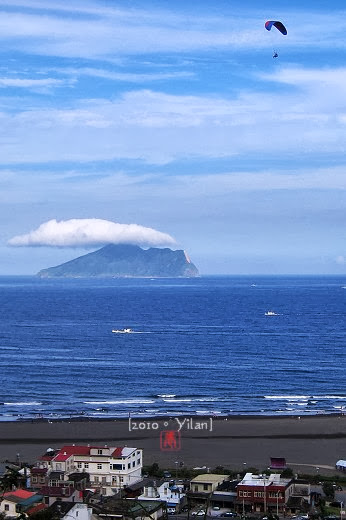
[2,2,345,61]
[58,67,194,83]
[1,77,346,165]
[8,218,176,248]
[335,255,345,265]
[0,78,67,88]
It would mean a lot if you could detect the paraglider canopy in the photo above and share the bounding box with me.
[265,20,287,35]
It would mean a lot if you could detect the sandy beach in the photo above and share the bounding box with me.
[0,415,345,474]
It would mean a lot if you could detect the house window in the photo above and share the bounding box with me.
[137,459,140,465]
[98,449,103,455]
[77,462,82,468]
[76,513,78,517]
[95,476,99,483]
[84,463,89,469]
[32,476,38,483]
[111,464,123,470]
[203,484,209,491]
[269,492,281,498]
[4,505,10,511]
[132,461,136,467]
[97,463,102,469]
[128,463,131,469]
[112,476,117,484]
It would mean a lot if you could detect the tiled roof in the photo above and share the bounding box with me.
[3,489,36,501]
[26,503,47,516]
[53,444,134,460]
[53,445,90,462]
[111,447,124,457]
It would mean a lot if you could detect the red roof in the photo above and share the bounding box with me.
[53,444,124,461]
[53,445,91,462]
[26,503,47,516]
[3,490,36,500]
[111,447,124,457]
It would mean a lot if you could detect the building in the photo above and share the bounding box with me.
[48,501,92,520]
[95,497,165,520]
[38,444,142,496]
[138,479,186,513]
[40,485,83,506]
[0,489,43,518]
[236,473,293,514]
[209,480,239,511]
[190,474,230,494]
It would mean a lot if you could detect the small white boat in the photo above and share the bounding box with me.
[265,311,277,316]
[112,328,133,333]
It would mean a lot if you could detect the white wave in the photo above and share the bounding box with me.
[84,399,155,405]
[157,394,176,398]
[312,395,346,399]
[163,397,220,403]
[163,398,193,402]
[264,395,311,400]
[195,409,222,414]
[4,401,42,406]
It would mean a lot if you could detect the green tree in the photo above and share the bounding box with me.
[322,481,335,500]
[281,468,294,478]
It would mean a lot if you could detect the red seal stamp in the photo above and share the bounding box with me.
[160,430,181,451]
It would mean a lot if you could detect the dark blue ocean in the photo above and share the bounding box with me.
[0,275,345,421]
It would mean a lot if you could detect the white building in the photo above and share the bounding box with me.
[49,501,92,520]
[138,480,186,513]
[40,444,142,496]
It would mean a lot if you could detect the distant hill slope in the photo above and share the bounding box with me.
[37,244,199,278]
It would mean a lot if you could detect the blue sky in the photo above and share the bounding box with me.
[1,0,346,275]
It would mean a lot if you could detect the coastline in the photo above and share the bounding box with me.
[0,414,345,474]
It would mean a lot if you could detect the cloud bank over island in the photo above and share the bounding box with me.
[8,219,176,248]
